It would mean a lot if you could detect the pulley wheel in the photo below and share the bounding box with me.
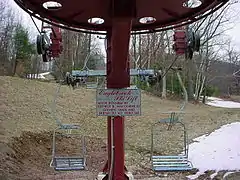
[194,33,201,52]
[148,71,160,86]
[42,53,51,62]
[36,34,45,55]
[186,48,193,59]
[65,72,72,86]
[187,30,195,50]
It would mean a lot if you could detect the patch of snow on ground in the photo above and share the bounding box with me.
[187,122,240,179]
[222,171,235,179]
[210,172,218,179]
[206,97,223,101]
[206,100,240,108]
[39,72,50,76]
[26,72,51,79]
[205,97,240,108]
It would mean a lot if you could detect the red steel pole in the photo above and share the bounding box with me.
[102,31,112,174]
[104,19,132,180]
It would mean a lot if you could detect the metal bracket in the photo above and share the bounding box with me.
[71,69,155,77]
[65,69,157,89]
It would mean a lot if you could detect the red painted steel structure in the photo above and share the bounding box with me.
[14,0,229,179]
[173,27,187,55]
[49,26,63,58]
[14,0,228,34]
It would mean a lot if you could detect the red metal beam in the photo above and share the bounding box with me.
[107,21,132,88]
[103,19,132,180]
[14,0,228,33]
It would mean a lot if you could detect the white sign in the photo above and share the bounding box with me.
[96,88,141,116]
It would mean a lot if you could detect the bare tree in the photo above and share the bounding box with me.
[0,1,17,75]
[190,2,237,101]
[130,30,182,97]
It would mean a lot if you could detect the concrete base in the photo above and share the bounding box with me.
[97,172,134,180]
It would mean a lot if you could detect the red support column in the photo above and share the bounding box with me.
[112,116,125,180]
[102,31,113,174]
[107,20,132,88]
[103,20,132,180]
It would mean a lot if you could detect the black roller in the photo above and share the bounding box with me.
[185,47,193,59]
[189,31,195,50]
[148,71,161,86]
[37,33,52,62]
[42,53,50,62]
[194,33,201,52]
[188,48,193,59]
[186,29,196,51]
[36,35,44,54]
[65,72,72,86]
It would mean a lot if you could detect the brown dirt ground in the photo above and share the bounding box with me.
[0,76,240,180]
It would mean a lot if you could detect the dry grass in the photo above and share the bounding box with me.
[0,76,240,179]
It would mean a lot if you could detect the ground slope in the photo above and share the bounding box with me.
[0,76,239,179]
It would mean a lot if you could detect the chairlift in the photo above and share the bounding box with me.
[66,54,158,89]
[67,68,156,89]
[150,67,193,171]
[50,125,86,171]
[86,76,99,89]
[50,82,86,171]
[133,56,160,86]
[68,54,101,89]
[81,54,100,89]
[36,21,63,62]
[151,121,192,171]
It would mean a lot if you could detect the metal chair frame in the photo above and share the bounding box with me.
[50,81,86,171]
[150,68,193,172]
[150,119,193,171]
[51,125,86,171]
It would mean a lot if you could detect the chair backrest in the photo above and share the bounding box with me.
[151,120,189,159]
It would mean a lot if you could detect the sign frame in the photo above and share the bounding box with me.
[96,88,141,116]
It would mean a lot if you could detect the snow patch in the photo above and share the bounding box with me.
[39,72,51,76]
[27,72,51,79]
[205,97,240,108]
[206,97,223,101]
[187,122,240,179]
[210,172,218,179]
[223,171,235,179]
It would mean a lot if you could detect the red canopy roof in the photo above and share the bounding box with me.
[14,0,228,34]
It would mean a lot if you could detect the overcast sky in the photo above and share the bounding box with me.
[224,2,240,50]
[10,0,240,51]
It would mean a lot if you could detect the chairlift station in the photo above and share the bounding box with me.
[14,0,229,179]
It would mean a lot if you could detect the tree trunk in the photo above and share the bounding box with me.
[12,59,18,76]
[132,34,137,68]
[147,34,151,69]
[162,68,167,98]
[171,73,174,94]
[138,34,142,68]
[202,78,207,104]
[187,57,194,100]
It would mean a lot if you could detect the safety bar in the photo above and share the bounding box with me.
[71,69,155,77]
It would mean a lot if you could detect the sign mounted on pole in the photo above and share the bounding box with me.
[96,88,141,116]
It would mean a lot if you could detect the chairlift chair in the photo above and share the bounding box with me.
[151,120,193,171]
[86,76,99,89]
[50,82,86,171]
[68,54,157,89]
[72,54,101,89]
[51,125,86,171]
[150,68,193,171]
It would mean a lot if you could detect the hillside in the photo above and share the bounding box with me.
[208,61,240,95]
[0,76,239,179]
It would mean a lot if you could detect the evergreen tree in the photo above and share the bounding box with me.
[13,24,35,75]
